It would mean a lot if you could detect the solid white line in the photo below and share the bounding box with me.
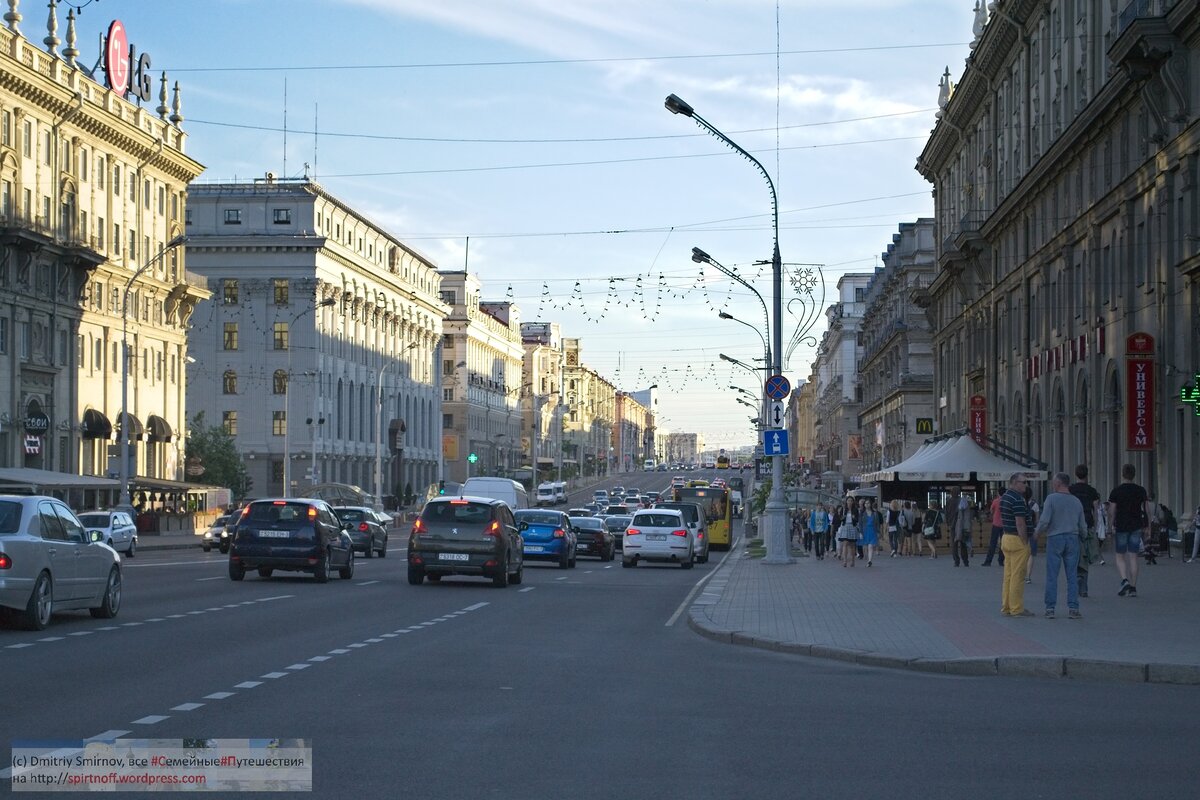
[519,587,535,593]
[665,541,739,627]
[196,576,224,581]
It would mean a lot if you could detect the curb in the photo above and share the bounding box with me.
[685,606,1200,685]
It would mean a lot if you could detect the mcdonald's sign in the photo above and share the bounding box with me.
[914,417,934,435]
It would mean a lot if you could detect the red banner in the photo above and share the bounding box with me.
[1126,333,1155,451]
[969,395,987,446]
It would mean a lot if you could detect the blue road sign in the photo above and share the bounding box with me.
[762,429,790,458]
[764,375,791,401]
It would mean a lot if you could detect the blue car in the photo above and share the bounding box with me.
[514,509,577,569]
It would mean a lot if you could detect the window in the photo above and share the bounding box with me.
[222,411,238,436]
[129,172,136,201]
[97,216,104,248]
[185,208,192,225]
[171,193,178,220]
[273,208,291,224]
[113,223,121,255]
[1,110,10,146]
[129,229,137,261]
[113,164,120,195]
[112,341,118,372]
[271,460,284,482]
[443,414,453,429]
[443,359,454,375]
[80,148,88,181]
[272,410,287,436]
[144,179,151,209]
[142,347,148,378]
[1,180,10,216]
[223,370,237,394]
[96,155,105,189]
[43,129,51,164]
[22,119,31,157]
[59,330,69,366]
[223,322,238,350]
[443,388,454,402]
[223,208,242,224]
[273,370,288,394]
[19,320,30,359]
[221,279,239,305]
[273,278,289,305]
[0,317,7,354]
[273,321,289,350]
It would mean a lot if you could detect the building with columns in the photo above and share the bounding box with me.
[520,321,565,483]
[917,0,1200,508]
[562,337,615,477]
[0,2,205,505]
[855,219,937,477]
[438,272,524,483]
[614,390,653,473]
[186,179,446,501]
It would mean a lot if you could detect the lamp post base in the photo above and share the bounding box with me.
[761,498,794,564]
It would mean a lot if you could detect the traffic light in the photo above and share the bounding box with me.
[438,480,446,495]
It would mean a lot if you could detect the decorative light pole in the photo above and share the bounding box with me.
[117,234,187,514]
[666,93,790,564]
[284,297,336,497]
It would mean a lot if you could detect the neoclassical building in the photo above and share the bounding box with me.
[562,338,615,478]
[0,3,204,501]
[917,0,1200,507]
[856,219,937,476]
[186,179,446,500]
[520,321,565,481]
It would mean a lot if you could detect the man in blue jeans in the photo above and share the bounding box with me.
[1035,471,1088,619]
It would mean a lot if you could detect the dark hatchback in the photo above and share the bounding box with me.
[331,506,389,558]
[604,514,633,550]
[228,498,355,582]
[408,497,524,587]
[571,516,615,561]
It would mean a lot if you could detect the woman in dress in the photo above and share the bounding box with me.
[860,500,881,566]
[838,498,860,567]
[922,501,943,558]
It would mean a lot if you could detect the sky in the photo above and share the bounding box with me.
[56,0,976,449]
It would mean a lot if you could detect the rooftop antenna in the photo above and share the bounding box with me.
[313,103,318,181]
[282,76,288,179]
[464,236,470,270]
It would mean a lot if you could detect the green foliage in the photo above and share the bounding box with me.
[185,412,252,500]
[751,478,771,515]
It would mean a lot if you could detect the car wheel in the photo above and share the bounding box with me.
[681,551,695,569]
[364,541,374,558]
[378,536,388,558]
[407,565,425,585]
[426,573,442,582]
[229,560,245,581]
[258,567,274,579]
[605,546,615,562]
[492,554,510,588]
[569,551,577,568]
[510,560,523,585]
[622,558,635,568]
[558,547,570,570]
[219,544,229,555]
[339,549,355,580]
[20,572,53,630]
[313,552,330,583]
[90,566,121,619]
[126,538,136,558]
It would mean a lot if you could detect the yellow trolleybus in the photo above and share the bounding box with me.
[673,486,734,550]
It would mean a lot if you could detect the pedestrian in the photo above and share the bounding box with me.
[810,504,830,560]
[1037,471,1087,619]
[887,499,902,558]
[860,499,881,566]
[801,507,813,553]
[1067,464,1101,597]
[944,488,961,565]
[982,492,1005,566]
[1024,485,1040,584]
[999,473,1034,617]
[837,499,860,567]
[949,487,970,567]
[1186,505,1200,564]
[921,501,943,558]
[1106,463,1152,597]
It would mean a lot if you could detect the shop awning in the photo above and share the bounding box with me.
[117,412,144,441]
[863,435,1047,482]
[0,467,118,491]
[81,408,112,440]
[147,415,173,443]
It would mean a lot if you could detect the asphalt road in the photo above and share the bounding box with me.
[2,470,1197,799]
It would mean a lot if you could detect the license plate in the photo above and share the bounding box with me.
[525,545,544,553]
[438,553,469,561]
[648,534,666,541]
[257,531,290,538]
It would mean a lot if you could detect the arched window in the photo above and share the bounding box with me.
[273,369,288,394]
[223,370,237,394]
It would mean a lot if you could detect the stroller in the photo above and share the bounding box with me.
[1143,506,1176,564]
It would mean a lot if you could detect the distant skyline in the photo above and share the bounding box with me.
[54,0,975,446]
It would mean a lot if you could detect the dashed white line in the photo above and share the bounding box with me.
[37,636,65,642]
[519,587,535,593]
[464,602,490,611]
[204,692,235,700]
[171,703,204,712]
[287,663,311,670]
[307,656,331,662]
[132,715,169,725]
[555,576,568,581]
[196,576,224,581]
[328,649,351,655]
[357,580,381,586]
[260,672,289,679]
[234,681,262,689]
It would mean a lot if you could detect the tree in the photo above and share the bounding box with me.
[186,412,252,500]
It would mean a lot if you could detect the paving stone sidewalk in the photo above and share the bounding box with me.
[690,541,1200,684]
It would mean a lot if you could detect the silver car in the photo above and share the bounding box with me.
[0,495,122,630]
[77,510,138,557]
[622,508,694,569]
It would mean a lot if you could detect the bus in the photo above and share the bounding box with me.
[716,454,730,470]
[673,486,734,550]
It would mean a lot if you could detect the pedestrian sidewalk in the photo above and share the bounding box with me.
[689,541,1200,684]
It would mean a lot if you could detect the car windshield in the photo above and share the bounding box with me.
[334,508,366,521]
[0,500,22,534]
[77,513,112,527]
[605,516,632,531]
[244,501,315,524]
[634,513,681,528]
[515,511,564,526]
[571,518,604,531]
[421,501,491,524]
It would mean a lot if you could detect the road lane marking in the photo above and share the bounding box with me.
[132,715,169,725]
[555,576,568,581]
[519,587,535,593]
[665,541,740,627]
[204,692,234,700]
[234,681,262,689]
[287,663,312,669]
[357,580,381,586]
[171,703,204,711]
[464,602,489,611]
[196,576,224,581]
[260,672,289,679]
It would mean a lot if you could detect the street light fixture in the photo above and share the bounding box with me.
[117,234,187,514]
[667,92,788,563]
[284,297,337,498]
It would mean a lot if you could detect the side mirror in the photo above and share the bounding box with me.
[89,530,103,543]
[519,522,529,531]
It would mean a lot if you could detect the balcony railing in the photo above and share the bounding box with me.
[1117,0,1152,35]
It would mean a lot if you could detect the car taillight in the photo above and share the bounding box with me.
[0,553,10,569]
[485,520,502,537]
[411,518,426,535]
[358,522,370,532]
[697,531,704,538]
[552,528,565,538]
[671,529,688,537]
[625,528,640,537]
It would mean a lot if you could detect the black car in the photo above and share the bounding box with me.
[604,514,633,550]
[408,497,524,587]
[332,506,390,558]
[228,498,355,582]
[571,516,615,561]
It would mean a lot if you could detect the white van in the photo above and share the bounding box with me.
[536,483,557,507]
[552,482,568,504]
[643,459,656,471]
[462,477,530,511]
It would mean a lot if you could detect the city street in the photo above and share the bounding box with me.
[0,473,1196,798]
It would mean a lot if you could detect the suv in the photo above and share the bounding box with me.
[622,508,694,569]
[654,501,709,563]
[77,510,138,557]
[408,497,524,587]
[228,498,355,582]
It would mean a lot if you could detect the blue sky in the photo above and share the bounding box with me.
[62,0,974,449]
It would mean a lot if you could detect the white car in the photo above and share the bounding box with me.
[77,510,138,557]
[199,514,232,553]
[592,490,609,506]
[622,508,694,569]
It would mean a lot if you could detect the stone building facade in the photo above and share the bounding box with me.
[520,321,565,482]
[562,338,615,477]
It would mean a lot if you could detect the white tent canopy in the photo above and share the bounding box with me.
[863,435,1046,483]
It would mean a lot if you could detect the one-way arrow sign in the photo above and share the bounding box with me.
[770,401,786,427]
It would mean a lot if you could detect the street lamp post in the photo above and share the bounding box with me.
[375,342,418,511]
[117,234,187,514]
[668,92,788,563]
[284,297,336,498]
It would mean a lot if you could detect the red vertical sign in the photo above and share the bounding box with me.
[969,395,987,446]
[1126,332,1155,451]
